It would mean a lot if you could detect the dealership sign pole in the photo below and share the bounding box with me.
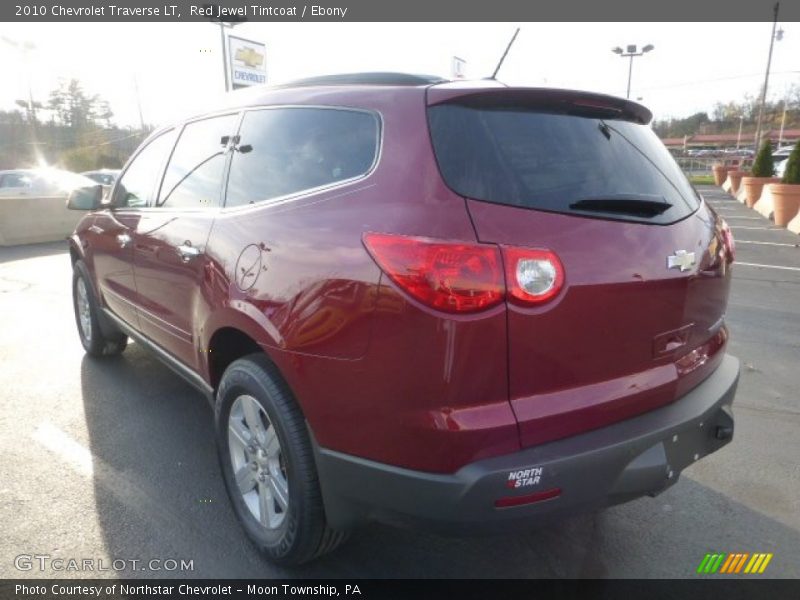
[202,3,246,92]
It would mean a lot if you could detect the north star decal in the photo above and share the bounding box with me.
[507,467,543,488]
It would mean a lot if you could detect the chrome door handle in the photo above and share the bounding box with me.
[177,243,201,262]
[116,233,131,248]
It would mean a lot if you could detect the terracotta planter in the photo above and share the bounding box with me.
[741,177,781,208]
[712,164,728,186]
[769,183,800,227]
[788,210,800,235]
[727,170,748,194]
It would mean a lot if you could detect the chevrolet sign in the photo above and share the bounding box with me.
[228,35,267,89]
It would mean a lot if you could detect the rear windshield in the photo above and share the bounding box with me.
[427,104,699,224]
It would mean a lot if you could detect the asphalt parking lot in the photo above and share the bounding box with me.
[0,184,798,579]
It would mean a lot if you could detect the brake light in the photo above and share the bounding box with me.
[362,233,504,313]
[363,233,565,313]
[503,247,565,305]
[720,219,735,263]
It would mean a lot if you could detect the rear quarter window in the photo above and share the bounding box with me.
[225,107,380,208]
[427,104,699,224]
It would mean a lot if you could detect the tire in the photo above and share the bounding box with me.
[72,260,128,357]
[215,354,349,565]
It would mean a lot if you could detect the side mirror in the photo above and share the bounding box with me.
[67,185,103,210]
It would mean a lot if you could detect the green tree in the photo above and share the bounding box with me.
[751,140,775,177]
[47,79,105,130]
[783,141,800,185]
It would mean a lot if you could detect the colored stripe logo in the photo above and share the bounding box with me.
[696,552,773,574]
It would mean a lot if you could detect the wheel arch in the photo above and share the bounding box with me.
[68,234,83,265]
[202,308,295,398]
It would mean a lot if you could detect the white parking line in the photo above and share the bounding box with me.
[731,226,782,230]
[32,422,94,476]
[724,216,763,220]
[737,240,800,247]
[31,421,224,552]
[736,262,800,272]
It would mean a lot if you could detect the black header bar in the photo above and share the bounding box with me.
[3,0,800,22]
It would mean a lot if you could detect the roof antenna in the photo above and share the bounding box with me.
[489,27,520,80]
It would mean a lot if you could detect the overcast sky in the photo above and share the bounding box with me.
[1,21,798,127]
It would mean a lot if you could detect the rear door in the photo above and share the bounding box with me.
[90,130,177,330]
[427,89,734,447]
[132,113,239,369]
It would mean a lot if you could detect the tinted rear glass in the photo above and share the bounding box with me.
[428,104,699,224]
[225,108,379,208]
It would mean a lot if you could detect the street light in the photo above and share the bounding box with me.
[611,43,654,99]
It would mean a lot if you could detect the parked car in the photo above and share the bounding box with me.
[81,169,120,200]
[67,73,740,565]
[773,145,795,179]
[0,168,96,198]
[81,168,120,187]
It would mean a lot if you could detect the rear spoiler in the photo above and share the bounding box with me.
[426,86,652,125]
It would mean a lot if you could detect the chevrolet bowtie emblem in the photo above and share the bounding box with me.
[235,48,264,68]
[667,250,696,272]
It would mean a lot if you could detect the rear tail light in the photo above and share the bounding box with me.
[503,247,565,305]
[720,219,735,263]
[362,233,504,313]
[363,233,564,313]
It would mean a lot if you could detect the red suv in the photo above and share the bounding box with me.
[68,73,739,565]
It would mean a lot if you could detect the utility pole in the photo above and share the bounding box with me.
[2,36,37,124]
[132,74,146,132]
[754,3,781,149]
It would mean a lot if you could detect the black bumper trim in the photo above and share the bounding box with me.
[314,355,739,532]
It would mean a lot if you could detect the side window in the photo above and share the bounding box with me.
[114,130,176,208]
[157,114,239,209]
[0,173,32,189]
[225,108,379,208]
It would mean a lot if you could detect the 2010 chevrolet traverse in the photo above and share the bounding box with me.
[68,73,739,565]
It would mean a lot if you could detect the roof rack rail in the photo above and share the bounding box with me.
[275,72,449,89]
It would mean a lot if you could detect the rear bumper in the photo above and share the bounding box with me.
[314,355,739,532]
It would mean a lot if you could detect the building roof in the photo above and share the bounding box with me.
[661,129,800,147]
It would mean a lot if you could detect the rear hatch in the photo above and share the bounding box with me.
[427,87,734,448]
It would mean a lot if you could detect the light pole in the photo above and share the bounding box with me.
[754,3,782,149]
[778,97,788,147]
[736,115,744,150]
[611,44,654,99]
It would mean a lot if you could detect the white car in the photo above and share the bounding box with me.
[773,145,795,179]
[80,169,120,187]
[0,168,97,199]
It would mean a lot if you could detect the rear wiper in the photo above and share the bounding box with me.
[569,194,672,218]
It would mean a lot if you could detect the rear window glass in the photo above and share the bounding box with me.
[225,107,379,208]
[428,104,699,224]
